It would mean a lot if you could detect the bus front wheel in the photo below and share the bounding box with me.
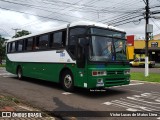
[61,70,74,92]
[17,67,23,80]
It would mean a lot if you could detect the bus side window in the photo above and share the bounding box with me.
[39,34,49,49]
[67,27,86,58]
[26,38,33,51]
[24,39,27,51]
[62,30,66,47]
[17,40,23,52]
[68,35,76,58]
[7,43,11,53]
[53,32,62,47]
[49,33,53,48]
[10,42,16,53]
[34,36,39,50]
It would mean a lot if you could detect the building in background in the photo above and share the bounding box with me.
[126,35,160,62]
[126,35,134,61]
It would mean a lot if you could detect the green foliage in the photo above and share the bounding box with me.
[0,35,7,60]
[12,30,31,38]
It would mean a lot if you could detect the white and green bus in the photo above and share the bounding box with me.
[6,21,130,91]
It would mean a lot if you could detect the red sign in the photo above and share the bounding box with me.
[127,35,134,46]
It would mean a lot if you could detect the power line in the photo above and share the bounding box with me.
[103,11,142,23]
[0,0,158,38]
[143,0,147,5]
[109,15,143,25]
[50,0,144,21]
[100,0,138,12]
[0,0,64,11]
[0,0,85,30]
[0,0,146,28]
[99,7,144,23]
[114,18,144,26]
[35,0,103,13]
[98,0,144,21]
[0,0,94,21]
[151,18,160,30]
[0,0,108,23]
[150,5,160,9]
[0,6,70,23]
[13,0,89,30]
[38,0,104,10]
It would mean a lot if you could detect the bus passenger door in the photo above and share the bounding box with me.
[76,67,87,88]
[75,37,88,88]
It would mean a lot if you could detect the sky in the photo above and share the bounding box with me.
[0,0,160,39]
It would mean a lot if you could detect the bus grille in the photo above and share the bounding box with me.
[107,71,123,75]
[105,78,126,84]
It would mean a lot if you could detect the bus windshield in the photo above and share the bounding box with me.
[89,28,127,62]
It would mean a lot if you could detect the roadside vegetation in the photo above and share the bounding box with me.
[0,30,30,68]
[0,94,55,119]
[0,35,7,64]
[0,64,5,67]
[131,72,160,83]
[0,94,19,108]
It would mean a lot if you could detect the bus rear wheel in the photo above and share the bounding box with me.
[61,70,74,92]
[17,67,23,80]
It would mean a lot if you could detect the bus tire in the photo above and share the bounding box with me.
[17,66,23,80]
[61,70,74,92]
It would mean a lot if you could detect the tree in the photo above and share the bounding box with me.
[12,30,31,38]
[0,35,7,61]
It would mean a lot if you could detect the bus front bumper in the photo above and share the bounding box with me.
[87,76,130,89]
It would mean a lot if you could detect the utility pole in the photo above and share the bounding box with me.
[144,0,149,77]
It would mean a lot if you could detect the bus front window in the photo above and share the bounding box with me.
[114,39,127,61]
[89,28,127,62]
[90,36,114,62]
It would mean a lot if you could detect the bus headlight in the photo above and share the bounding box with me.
[124,70,130,75]
[92,71,107,76]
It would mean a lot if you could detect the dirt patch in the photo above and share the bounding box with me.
[0,93,57,120]
[0,94,19,109]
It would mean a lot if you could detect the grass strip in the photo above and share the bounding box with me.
[131,72,160,83]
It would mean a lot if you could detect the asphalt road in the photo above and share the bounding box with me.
[0,67,160,120]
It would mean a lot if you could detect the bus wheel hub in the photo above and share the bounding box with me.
[64,75,72,88]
